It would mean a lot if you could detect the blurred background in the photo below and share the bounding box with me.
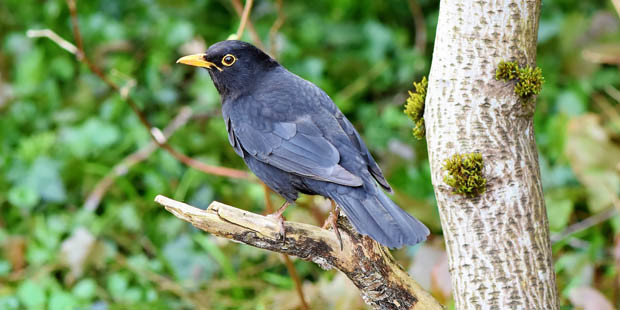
[1,0,619,309]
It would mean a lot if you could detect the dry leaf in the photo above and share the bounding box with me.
[569,286,613,310]
[430,253,452,301]
[408,243,445,290]
[566,114,620,212]
[60,227,96,281]
[4,236,26,271]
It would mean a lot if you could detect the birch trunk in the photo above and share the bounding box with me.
[425,1,560,309]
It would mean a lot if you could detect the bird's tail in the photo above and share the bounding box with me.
[330,187,429,248]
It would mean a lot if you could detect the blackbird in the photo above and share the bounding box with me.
[177,40,429,248]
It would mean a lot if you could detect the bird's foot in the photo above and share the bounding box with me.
[268,202,289,241]
[322,200,343,251]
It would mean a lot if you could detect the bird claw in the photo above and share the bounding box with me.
[268,213,286,241]
[268,202,289,242]
[322,201,343,251]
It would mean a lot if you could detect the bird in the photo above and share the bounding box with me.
[176,40,429,248]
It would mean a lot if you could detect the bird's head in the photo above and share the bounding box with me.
[177,40,278,97]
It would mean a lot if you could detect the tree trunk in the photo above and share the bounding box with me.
[425,1,560,309]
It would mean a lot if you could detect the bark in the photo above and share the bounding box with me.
[154,195,444,310]
[425,1,559,309]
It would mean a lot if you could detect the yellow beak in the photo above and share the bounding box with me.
[176,54,222,72]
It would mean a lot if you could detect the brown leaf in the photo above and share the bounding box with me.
[60,227,96,281]
[566,114,620,212]
[583,44,620,65]
[4,236,26,271]
[408,243,445,290]
[430,253,452,301]
[569,286,614,310]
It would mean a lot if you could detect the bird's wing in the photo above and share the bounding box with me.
[232,117,364,187]
[335,113,392,192]
[315,91,392,192]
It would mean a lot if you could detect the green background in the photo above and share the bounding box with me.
[1,0,619,309]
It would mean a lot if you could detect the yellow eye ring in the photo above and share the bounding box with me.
[222,54,236,66]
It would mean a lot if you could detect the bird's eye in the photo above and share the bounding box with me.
[222,54,236,66]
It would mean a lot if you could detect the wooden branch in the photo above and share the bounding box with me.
[235,0,254,39]
[84,107,195,211]
[154,195,443,310]
[62,0,252,181]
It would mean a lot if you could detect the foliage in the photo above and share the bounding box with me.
[442,153,486,198]
[404,76,427,140]
[496,60,545,101]
[0,0,619,309]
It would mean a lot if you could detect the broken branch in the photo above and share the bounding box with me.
[154,195,443,310]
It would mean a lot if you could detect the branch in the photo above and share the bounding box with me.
[407,0,426,53]
[61,0,252,181]
[83,107,195,211]
[235,0,254,39]
[154,195,443,310]
[26,29,78,55]
[230,0,265,51]
[268,0,286,57]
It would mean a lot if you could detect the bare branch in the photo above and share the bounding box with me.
[230,0,266,50]
[612,0,620,19]
[551,208,617,244]
[268,0,286,57]
[281,254,309,310]
[26,29,78,54]
[407,0,427,53]
[84,107,195,211]
[60,0,252,181]
[154,195,444,310]
[236,0,254,39]
[262,185,309,309]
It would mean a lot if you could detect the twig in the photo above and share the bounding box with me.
[612,0,620,20]
[551,208,618,244]
[281,253,309,309]
[26,29,78,54]
[335,60,390,103]
[407,0,427,54]
[60,0,251,180]
[263,185,309,309]
[118,254,196,305]
[605,85,620,104]
[268,0,286,57]
[66,0,84,56]
[84,107,195,211]
[230,0,265,50]
[154,195,444,310]
[235,0,254,40]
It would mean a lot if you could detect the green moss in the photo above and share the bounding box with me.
[495,61,519,81]
[495,61,544,102]
[515,66,544,97]
[404,76,428,140]
[443,153,486,198]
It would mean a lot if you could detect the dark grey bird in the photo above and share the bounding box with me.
[177,40,429,248]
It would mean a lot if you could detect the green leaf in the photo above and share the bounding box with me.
[72,278,97,300]
[48,291,77,310]
[22,156,67,203]
[261,272,293,289]
[8,185,40,210]
[545,194,574,231]
[107,273,129,301]
[17,280,46,310]
[0,296,19,310]
[556,91,585,116]
[162,234,217,286]
[62,118,120,159]
[0,260,11,276]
